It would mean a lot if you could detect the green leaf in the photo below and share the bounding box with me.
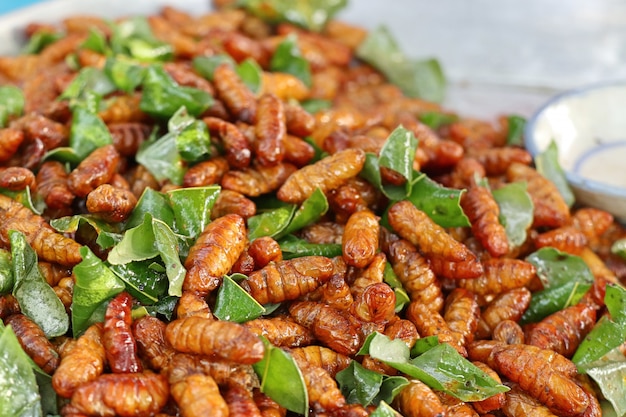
[0,323,42,417]
[0,249,13,294]
[167,186,220,238]
[534,140,575,208]
[406,175,470,228]
[248,205,297,241]
[363,332,508,402]
[140,65,212,118]
[506,115,526,146]
[278,188,328,238]
[410,335,441,357]
[72,246,125,337]
[584,348,626,416]
[382,262,410,313]
[109,260,168,305]
[0,187,44,216]
[300,99,332,114]
[152,218,186,297]
[142,295,179,321]
[9,231,68,338]
[253,336,308,415]
[270,35,312,87]
[168,106,212,163]
[53,106,113,165]
[214,274,266,322]
[22,31,62,54]
[492,181,534,247]
[241,0,347,32]
[192,54,235,81]
[236,58,263,94]
[0,85,25,128]
[418,111,458,130]
[136,132,185,185]
[59,67,116,101]
[370,401,399,417]
[378,126,418,200]
[573,284,626,369]
[50,214,121,249]
[278,234,342,259]
[81,27,109,55]
[611,238,626,261]
[522,247,594,323]
[110,17,173,62]
[356,26,446,103]
[104,57,146,93]
[336,360,408,407]
[125,187,174,230]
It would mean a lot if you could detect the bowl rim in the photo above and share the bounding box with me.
[524,79,626,200]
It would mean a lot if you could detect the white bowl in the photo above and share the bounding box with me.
[525,81,626,222]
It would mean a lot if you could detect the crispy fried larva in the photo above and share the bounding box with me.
[213,63,257,123]
[253,388,287,417]
[506,162,570,228]
[165,316,265,364]
[277,148,366,204]
[5,314,59,374]
[388,200,475,262]
[471,361,505,414]
[342,209,379,268]
[70,371,169,417]
[438,391,480,417]
[461,183,509,257]
[392,379,446,417]
[108,122,152,157]
[0,128,25,163]
[443,288,480,347]
[0,294,20,319]
[427,254,484,280]
[132,316,176,372]
[457,258,536,297]
[475,288,531,339]
[12,113,69,150]
[221,161,297,197]
[533,225,588,255]
[204,116,252,169]
[52,323,106,398]
[67,144,120,198]
[36,161,74,210]
[224,383,263,417]
[171,374,229,417]
[260,71,310,101]
[387,238,444,312]
[502,383,559,417]
[254,93,286,166]
[289,301,361,356]
[175,291,214,320]
[492,344,588,417]
[526,302,597,358]
[183,213,248,295]
[210,189,257,220]
[290,345,352,378]
[86,184,138,223]
[183,156,230,188]
[492,319,525,345]
[291,353,346,413]
[314,275,353,311]
[407,301,466,357]
[247,236,282,268]
[0,193,82,266]
[470,147,533,176]
[0,166,36,191]
[351,282,396,324]
[300,221,344,245]
[103,292,142,374]
[244,316,314,348]
[241,256,334,304]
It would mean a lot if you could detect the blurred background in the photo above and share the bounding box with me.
[2,0,626,119]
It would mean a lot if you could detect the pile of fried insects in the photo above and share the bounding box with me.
[0,1,625,417]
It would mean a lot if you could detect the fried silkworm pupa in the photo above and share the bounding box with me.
[0,128,24,163]
[103,291,143,373]
[0,294,20,319]
[437,391,480,417]
[475,288,532,339]
[52,323,106,398]
[427,254,484,280]
[533,225,588,255]
[501,383,559,417]
[183,156,230,188]
[342,209,379,268]
[36,161,74,210]
[407,301,466,357]
[165,316,265,364]
[244,316,314,348]
[108,122,152,157]
[67,144,121,198]
[277,148,366,204]
[69,371,169,417]
[461,183,509,257]
[392,379,446,417]
[457,258,536,297]
[170,374,229,417]
[470,146,532,176]
[443,288,480,347]
[86,183,138,223]
[132,316,176,372]
[247,235,282,268]
[0,166,36,191]
[210,189,257,220]
[175,290,214,320]
[492,320,525,345]
[221,161,297,197]
[290,352,346,413]
[492,344,588,417]
[289,301,361,356]
[224,383,262,417]
[388,200,475,262]
[213,63,257,123]
[350,282,396,324]
[289,345,353,378]
[570,207,614,244]
[260,71,310,101]
[183,213,248,295]
[240,256,334,304]
[203,116,252,169]
[5,314,59,374]
[254,93,286,166]
[471,361,505,414]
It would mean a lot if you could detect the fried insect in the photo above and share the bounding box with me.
[442,157,486,189]
[387,238,444,312]
[213,63,257,123]
[533,225,588,255]
[300,221,344,244]
[67,144,120,198]
[506,163,570,228]
[361,318,419,375]
[12,113,68,150]
[291,353,346,413]
[241,256,334,304]
[284,102,315,137]
[392,379,446,417]
[165,316,265,364]
[570,207,614,247]
[290,345,352,378]
[388,200,475,262]
[221,161,297,197]
[475,288,531,339]
[108,122,152,157]
[183,213,248,295]
[127,164,159,199]
[313,274,354,311]
[254,93,286,166]
[0,128,24,163]
[0,294,20,319]
[289,301,361,355]
[351,282,396,324]
[253,389,287,417]
[183,156,229,188]
[247,235,283,268]
[461,183,509,257]
[470,147,532,176]
[86,183,137,223]
[170,374,229,417]
[0,166,36,191]
[427,254,484,280]
[283,134,315,167]
[342,209,379,268]
[260,71,310,101]
[99,93,148,124]
[491,344,589,417]
[492,320,525,345]
[471,361,505,414]
[52,323,106,398]
[224,383,263,417]
[443,288,480,347]
[69,371,169,417]
[502,383,559,417]
[5,314,59,374]
[277,148,366,204]
[526,302,597,358]
[457,258,536,297]
[132,316,176,372]
[0,193,82,266]
[438,391,480,417]
[407,301,466,356]
[210,189,256,220]
[36,161,74,210]
[204,116,252,169]
[244,316,314,348]
[175,291,214,320]
[103,292,143,374]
